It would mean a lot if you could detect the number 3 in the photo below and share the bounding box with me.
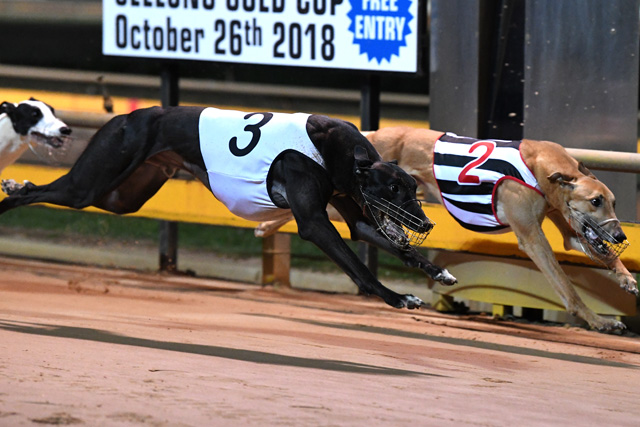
[457,141,496,184]
[229,112,274,157]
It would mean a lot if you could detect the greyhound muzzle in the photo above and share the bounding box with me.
[361,189,434,249]
[569,208,629,263]
[27,135,71,166]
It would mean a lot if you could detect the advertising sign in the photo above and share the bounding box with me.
[103,0,420,73]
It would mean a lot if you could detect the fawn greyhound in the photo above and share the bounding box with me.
[257,127,635,331]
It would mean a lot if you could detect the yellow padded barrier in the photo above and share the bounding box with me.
[2,163,639,272]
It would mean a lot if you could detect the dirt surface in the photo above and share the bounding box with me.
[1,256,640,426]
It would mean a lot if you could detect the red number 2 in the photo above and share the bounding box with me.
[457,141,496,184]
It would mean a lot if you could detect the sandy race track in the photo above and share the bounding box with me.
[1,256,640,426]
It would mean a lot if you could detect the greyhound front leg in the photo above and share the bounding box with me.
[352,221,457,285]
[328,195,456,285]
[548,210,638,297]
[513,223,625,331]
[607,258,638,296]
[296,214,424,309]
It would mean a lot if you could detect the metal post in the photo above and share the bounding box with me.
[159,221,178,272]
[159,62,180,272]
[361,74,380,131]
[161,62,179,107]
[359,74,380,278]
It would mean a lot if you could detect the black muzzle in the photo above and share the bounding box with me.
[361,189,434,249]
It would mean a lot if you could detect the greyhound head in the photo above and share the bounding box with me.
[354,145,434,249]
[548,165,628,262]
[0,98,72,149]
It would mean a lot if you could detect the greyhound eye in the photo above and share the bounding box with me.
[590,197,602,208]
[390,184,399,193]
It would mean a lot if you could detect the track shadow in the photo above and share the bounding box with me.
[0,320,445,378]
[250,315,640,370]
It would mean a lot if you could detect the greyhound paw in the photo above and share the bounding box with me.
[390,294,423,309]
[400,294,424,309]
[1,179,26,195]
[621,283,639,297]
[618,275,639,297]
[433,269,457,286]
[591,317,626,333]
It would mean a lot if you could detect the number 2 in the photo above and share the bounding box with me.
[229,112,274,157]
[457,141,496,184]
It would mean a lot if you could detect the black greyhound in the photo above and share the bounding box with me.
[0,106,457,308]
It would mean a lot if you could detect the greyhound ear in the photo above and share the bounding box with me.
[354,145,373,169]
[547,172,576,190]
[389,159,398,165]
[354,146,373,179]
[0,102,15,116]
[578,161,597,179]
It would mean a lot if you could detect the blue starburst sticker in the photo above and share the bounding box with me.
[347,0,414,64]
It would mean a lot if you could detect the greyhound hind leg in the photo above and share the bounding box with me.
[94,163,172,214]
[0,173,91,214]
[1,179,35,196]
[0,113,169,216]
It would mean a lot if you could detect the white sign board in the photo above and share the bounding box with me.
[102,0,420,73]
